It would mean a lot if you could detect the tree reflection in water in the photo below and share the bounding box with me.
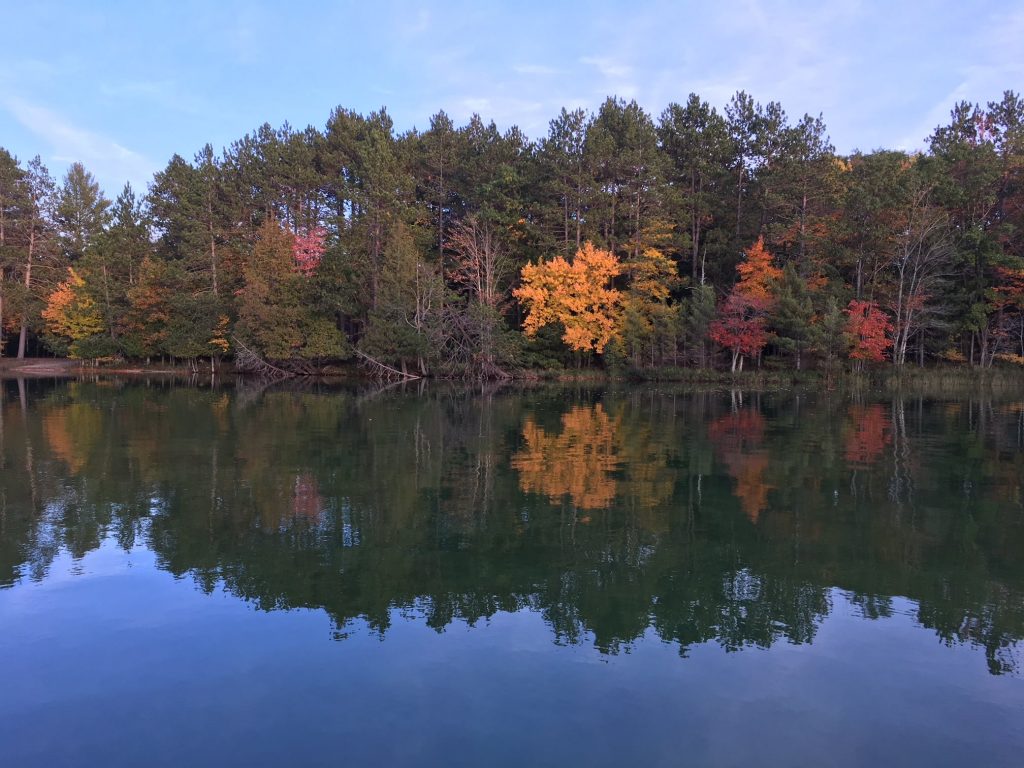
[1,378,1022,674]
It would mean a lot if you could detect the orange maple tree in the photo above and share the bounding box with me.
[735,237,783,303]
[513,242,622,353]
[42,267,105,350]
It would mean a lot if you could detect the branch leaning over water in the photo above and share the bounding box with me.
[354,349,422,380]
[231,336,295,378]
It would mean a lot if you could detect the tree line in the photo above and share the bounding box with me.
[0,90,1022,375]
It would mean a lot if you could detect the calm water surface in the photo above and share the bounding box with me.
[1,379,1022,767]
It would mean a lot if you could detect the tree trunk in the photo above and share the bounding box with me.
[575,175,582,250]
[735,166,744,237]
[18,227,35,359]
[563,193,570,256]
[0,207,5,356]
[208,201,218,297]
[690,169,700,281]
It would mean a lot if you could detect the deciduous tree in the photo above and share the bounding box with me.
[845,299,893,366]
[514,242,622,354]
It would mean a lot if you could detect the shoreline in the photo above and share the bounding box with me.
[2,358,1023,393]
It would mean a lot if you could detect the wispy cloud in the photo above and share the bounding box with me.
[579,56,637,100]
[580,56,632,81]
[895,6,1024,151]
[397,7,431,37]
[2,97,154,192]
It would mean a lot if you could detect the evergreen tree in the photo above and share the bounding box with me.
[770,263,815,369]
[55,162,111,261]
[659,94,732,282]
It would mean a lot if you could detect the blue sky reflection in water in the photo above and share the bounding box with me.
[0,379,1022,766]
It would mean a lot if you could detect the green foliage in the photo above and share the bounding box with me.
[237,218,349,363]
[55,162,111,261]
[1,87,1022,374]
[770,263,815,368]
[683,283,717,368]
[808,294,849,376]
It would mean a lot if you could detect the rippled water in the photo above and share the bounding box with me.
[1,378,1022,766]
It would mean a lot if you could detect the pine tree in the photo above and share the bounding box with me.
[55,162,110,261]
[771,263,815,369]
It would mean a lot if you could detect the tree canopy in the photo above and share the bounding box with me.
[1,89,1022,375]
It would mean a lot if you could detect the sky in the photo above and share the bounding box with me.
[1,0,1021,196]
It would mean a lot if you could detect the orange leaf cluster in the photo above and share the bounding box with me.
[514,242,622,353]
[42,267,105,345]
[735,237,782,305]
[991,267,1024,311]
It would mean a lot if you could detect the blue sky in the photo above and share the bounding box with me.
[1,0,1021,196]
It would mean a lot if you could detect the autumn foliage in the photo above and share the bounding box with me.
[845,300,893,363]
[709,238,780,371]
[735,237,782,303]
[5,90,1022,374]
[514,242,623,353]
[292,226,326,276]
[42,268,105,355]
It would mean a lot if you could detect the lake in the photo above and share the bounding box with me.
[1,378,1022,767]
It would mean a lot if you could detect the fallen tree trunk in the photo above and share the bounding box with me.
[232,337,295,378]
[354,349,422,380]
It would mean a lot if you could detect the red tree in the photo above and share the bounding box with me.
[845,300,893,364]
[292,226,326,276]
[709,238,780,372]
[709,293,769,372]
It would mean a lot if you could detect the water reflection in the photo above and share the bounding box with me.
[1,379,1023,675]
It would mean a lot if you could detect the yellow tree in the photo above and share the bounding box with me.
[514,242,622,353]
[42,267,105,356]
[620,245,678,365]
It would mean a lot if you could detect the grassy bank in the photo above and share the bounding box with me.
[4,356,1024,394]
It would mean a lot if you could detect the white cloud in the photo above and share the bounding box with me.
[2,97,155,192]
[580,56,632,81]
[895,7,1024,152]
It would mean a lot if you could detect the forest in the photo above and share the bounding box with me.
[0,90,1022,377]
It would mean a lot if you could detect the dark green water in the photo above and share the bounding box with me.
[1,379,1022,767]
